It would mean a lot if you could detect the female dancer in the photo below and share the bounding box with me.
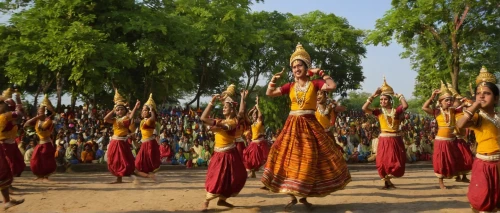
[200,85,246,212]
[422,81,463,189]
[457,66,500,212]
[316,90,345,150]
[0,93,24,210]
[134,94,160,182]
[362,78,408,189]
[447,83,473,182]
[263,43,351,210]
[24,94,57,181]
[234,90,249,158]
[243,95,270,178]
[0,88,26,183]
[103,89,140,184]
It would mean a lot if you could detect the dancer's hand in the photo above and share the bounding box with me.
[271,68,285,82]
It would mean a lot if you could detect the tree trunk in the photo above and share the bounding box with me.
[32,85,42,116]
[56,72,64,113]
[71,92,77,109]
[450,33,460,91]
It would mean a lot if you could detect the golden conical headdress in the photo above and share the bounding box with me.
[40,94,54,112]
[114,88,127,107]
[446,82,463,99]
[144,93,157,112]
[2,88,13,99]
[380,76,394,96]
[221,84,237,107]
[438,80,453,100]
[475,66,497,85]
[289,42,312,69]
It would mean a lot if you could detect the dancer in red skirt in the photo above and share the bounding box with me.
[316,90,345,151]
[199,85,246,212]
[362,77,408,189]
[457,66,500,212]
[0,88,26,187]
[447,83,473,183]
[243,95,270,178]
[103,89,140,184]
[0,93,24,210]
[234,90,249,158]
[422,81,464,189]
[24,94,56,181]
[134,93,160,182]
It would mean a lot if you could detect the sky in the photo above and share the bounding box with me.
[0,0,416,105]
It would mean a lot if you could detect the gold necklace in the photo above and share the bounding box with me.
[479,110,500,129]
[439,107,451,126]
[317,104,330,116]
[381,107,396,129]
[294,81,310,108]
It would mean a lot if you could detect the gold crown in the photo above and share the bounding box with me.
[446,82,463,99]
[221,84,236,101]
[289,42,312,69]
[438,80,453,100]
[40,94,55,112]
[2,88,14,99]
[380,76,394,95]
[114,88,127,107]
[144,93,157,112]
[475,66,497,85]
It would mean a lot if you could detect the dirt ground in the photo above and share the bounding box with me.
[5,167,472,213]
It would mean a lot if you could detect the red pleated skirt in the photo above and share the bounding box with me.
[3,142,26,177]
[135,139,161,174]
[235,141,246,159]
[30,142,57,177]
[0,145,12,189]
[468,158,500,212]
[433,139,462,178]
[456,138,473,174]
[107,138,135,177]
[205,147,247,200]
[243,139,269,170]
[376,136,406,180]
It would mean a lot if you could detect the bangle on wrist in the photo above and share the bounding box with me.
[366,99,372,103]
[319,70,324,77]
[307,70,314,77]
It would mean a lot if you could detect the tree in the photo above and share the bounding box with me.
[366,0,500,99]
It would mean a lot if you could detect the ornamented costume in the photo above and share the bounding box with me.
[30,94,57,178]
[467,67,500,212]
[107,89,135,177]
[243,120,270,172]
[135,94,161,174]
[0,95,13,190]
[447,83,474,175]
[205,86,247,201]
[370,78,407,180]
[432,81,463,178]
[0,88,26,177]
[261,43,351,197]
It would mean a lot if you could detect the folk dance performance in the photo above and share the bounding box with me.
[0,90,24,210]
[457,66,500,212]
[243,95,270,178]
[315,90,345,150]
[422,81,464,189]
[0,88,26,189]
[262,43,351,210]
[103,89,140,184]
[200,85,247,212]
[134,94,161,182]
[24,94,57,181]
[362,78,408,189]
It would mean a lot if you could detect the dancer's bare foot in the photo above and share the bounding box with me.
[260,186,268,190]
[200,201,209,212]
[33,177,42,181]
[461,176,470,183]
[4,199,24,210]
[299,198,313,210]
[42,177,51,182]
[251,171,256,178]
[216,200,234,208]
[109,177,123,184]
[387,180,396,189]
[439,179,448,189]
[380,181,390,190]
[148,173,157,182]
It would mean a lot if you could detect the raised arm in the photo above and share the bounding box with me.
[422,89,440,115]
[237,90,248,120]
[310,69,336,92]
[266,68,285,97]
[104,110,115,124]
[397,94,409,111]
[23,114,43,127]
[362,88,381,114]
[201,95,220,126]
[255,96,263,122]
[128,100,141,120]
[456,99,478,129]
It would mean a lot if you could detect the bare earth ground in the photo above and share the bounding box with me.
[6,168,472,213]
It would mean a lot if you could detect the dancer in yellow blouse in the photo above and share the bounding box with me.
[243,95,270,178]
[316,90,345,150]
[362,77,408,189]
[457,66,500,212]
[262,43,350,210]
[422,81,463,189]
[200,85,246,212]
